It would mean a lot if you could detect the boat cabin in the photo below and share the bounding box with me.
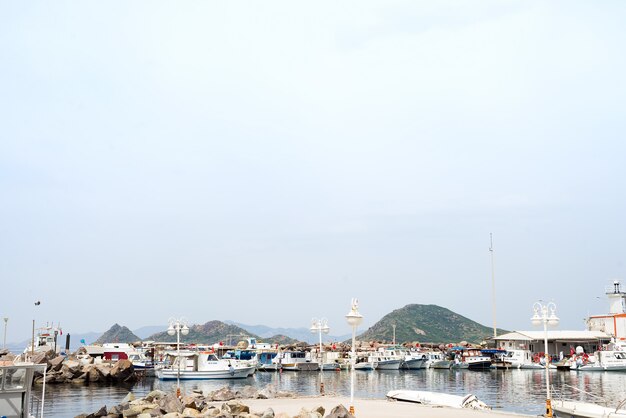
[0,363,46,418]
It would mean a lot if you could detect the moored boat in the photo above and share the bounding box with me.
[272,351,319,371]
[156,351,255,380]
[451,347,492,370]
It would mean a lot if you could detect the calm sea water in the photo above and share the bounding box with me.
[39,368,626,417]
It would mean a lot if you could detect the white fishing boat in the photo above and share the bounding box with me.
[570,350,626,371]
[354,355,377,371]
[272,351,319,371]
[23,323,64,355]
[156,351,255,380]
[395,347,427,369]
[386,390,491,410]
[366,346,403,370]
[451,347,491,370]
[423,351,452,369]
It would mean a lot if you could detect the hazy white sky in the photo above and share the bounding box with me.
[2,1,626,343]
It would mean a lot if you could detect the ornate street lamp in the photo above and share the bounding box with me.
[310,318,330,394]
[345,298,363,416]
[531,301,559,417]
[167,317,189,397]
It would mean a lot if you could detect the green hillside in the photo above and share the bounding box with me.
[147,320,261,345]
[357,304,507,344]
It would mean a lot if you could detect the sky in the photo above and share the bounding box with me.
[2,1,626,345]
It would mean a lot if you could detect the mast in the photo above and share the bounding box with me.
[490,233,497,338]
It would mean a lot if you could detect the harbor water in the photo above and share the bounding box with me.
[39,368,626,417]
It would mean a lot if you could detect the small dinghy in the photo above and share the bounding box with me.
[386,390,491,410]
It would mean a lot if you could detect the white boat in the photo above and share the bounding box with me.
[23,324,64,355]
[553,399,626,417]
[354,355,377,371]
[386,390,491,410]
[367,347,403,370]
[423,351,452,369]
[451,347,492,370]
[272,351,319,371]
[395,347,427,369]
[571,350,626,371]
[156,351,255,380]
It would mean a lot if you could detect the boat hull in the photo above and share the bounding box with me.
[156,366,254,380]
[553,400,626,418]
[376,360,402,370]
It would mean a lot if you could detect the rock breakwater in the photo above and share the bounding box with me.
[75,386,356,418]
[0,349,140,384]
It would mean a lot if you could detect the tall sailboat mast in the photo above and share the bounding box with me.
[490,233,497,338]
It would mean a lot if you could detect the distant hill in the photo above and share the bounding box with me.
[357,304,508,344]
[133,325,166,339]
[147,320,261,345]
[263,334,300,345]
[227,321,351,344]
[95,324,141,344]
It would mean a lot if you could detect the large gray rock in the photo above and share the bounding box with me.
[95,364,112,378]
[295,408,322,418]
[122,405,145,417]
[181,407,202,417]
[145,390,167,402]
[111,360,134,381]
[236,386,258,399]
[221,400,249,415]
[210,387,237,401]
[63,360,82,376]
[49,355,65,371]
[180,395,203,411]
[260,408,275,418]
[158,393,183,414]
[88,366,103,382]
[324,405,354,418]
[86,405,107,417]
[257,384,277,399]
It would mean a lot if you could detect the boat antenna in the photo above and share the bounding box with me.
[490,233,497,339]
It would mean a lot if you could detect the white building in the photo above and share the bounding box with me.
[586,281,626,340]
[492,330,610,358]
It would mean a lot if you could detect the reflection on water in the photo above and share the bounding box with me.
[41,369,626,417]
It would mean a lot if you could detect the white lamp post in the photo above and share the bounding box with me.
[310,318,330,394]
[531,301,559,418]
[3,318,8,350]
[345,298,363,416]
[167,317,189,397]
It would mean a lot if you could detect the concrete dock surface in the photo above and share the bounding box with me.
[222,396,537,418]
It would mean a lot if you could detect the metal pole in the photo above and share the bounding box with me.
[176,324,180,397]
[318,323,324,394]
[490,233,497,338]
[3,317,7,349]
[350,324,355,415]
[31,319,35,357]
[544,312,552,417]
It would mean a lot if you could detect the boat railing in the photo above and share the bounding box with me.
[554,383,611,406]
[30,393,43,418]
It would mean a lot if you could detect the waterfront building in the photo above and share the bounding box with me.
[586,280,626,340]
